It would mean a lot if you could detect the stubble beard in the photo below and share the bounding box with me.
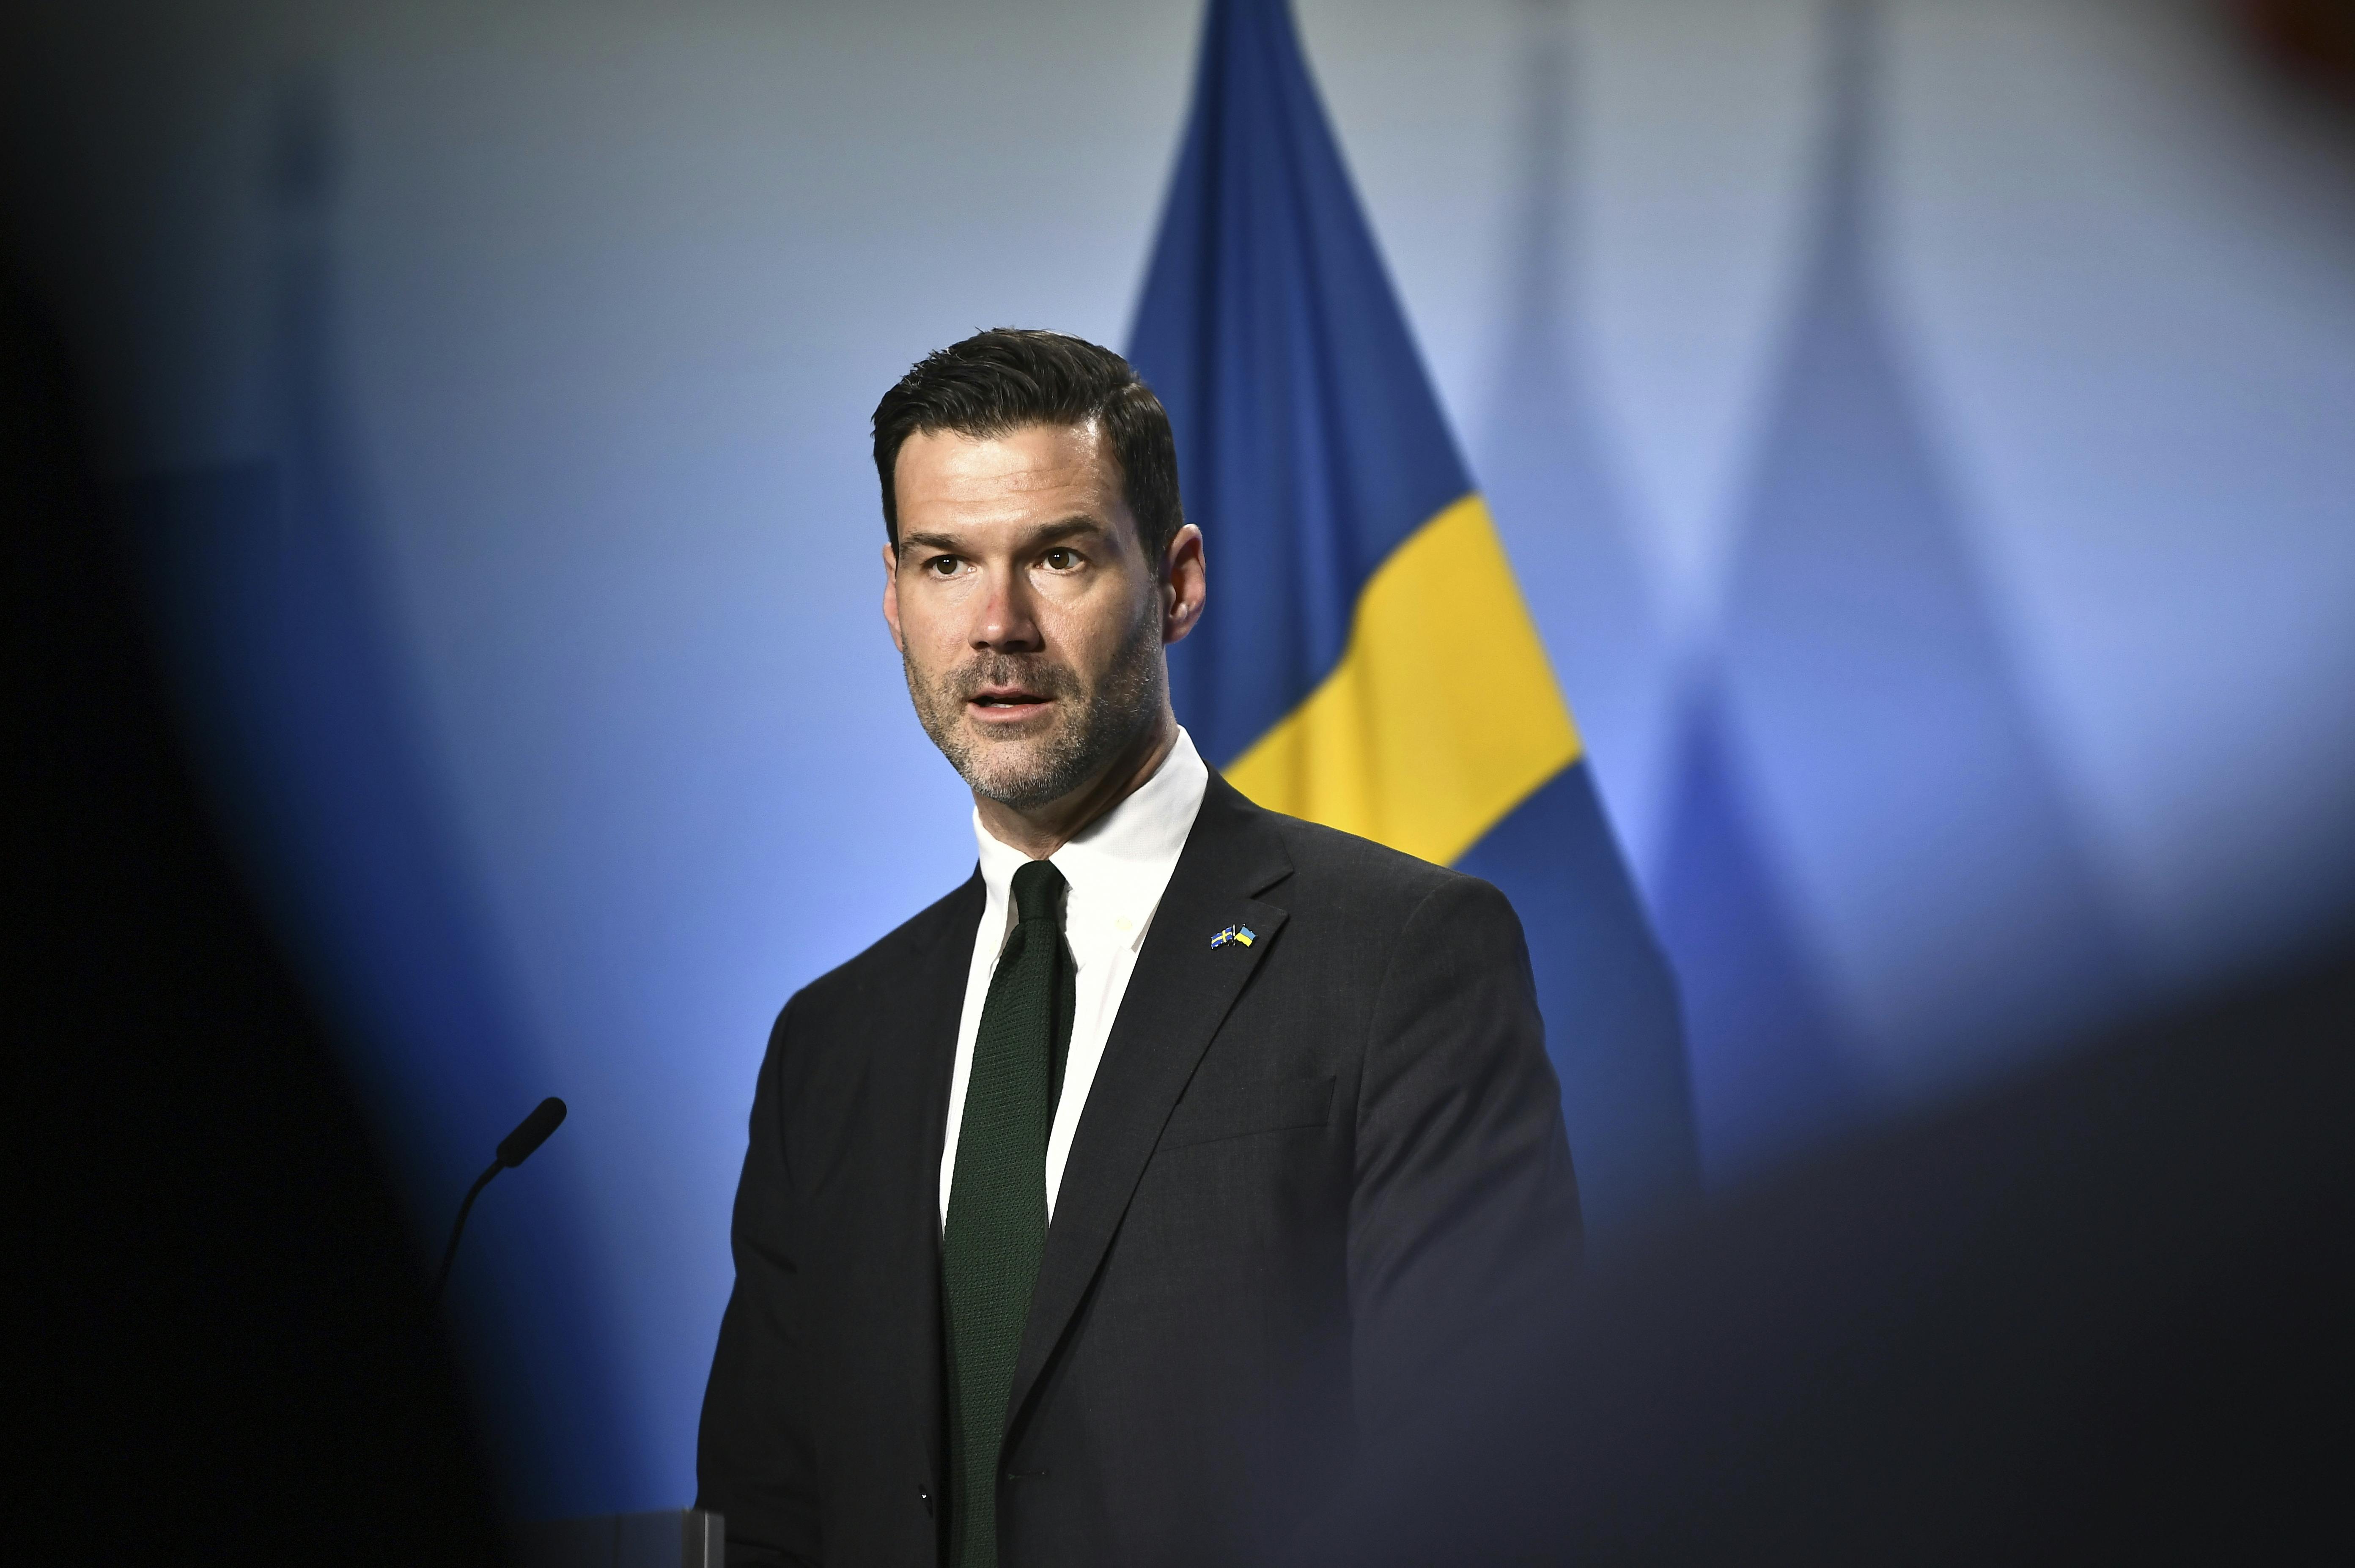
[905,593,1166,811]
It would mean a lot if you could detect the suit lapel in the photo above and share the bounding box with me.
[880,870,981,1490]
[1005,777,1292,1434]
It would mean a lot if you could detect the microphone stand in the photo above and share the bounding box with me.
[433,1159,506,1305]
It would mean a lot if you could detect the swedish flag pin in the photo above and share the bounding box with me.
[1209,925,1236,948]
[1210,924,1257,950]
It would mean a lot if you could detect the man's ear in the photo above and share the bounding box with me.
[1161,524,1207,646]
[881,540,906,653]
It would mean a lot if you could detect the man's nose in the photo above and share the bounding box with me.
[973,567,1044,652]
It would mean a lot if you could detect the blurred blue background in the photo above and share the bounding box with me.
[11,0,2354,1520]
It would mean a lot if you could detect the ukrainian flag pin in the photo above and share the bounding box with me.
[1210,924,1257,950]
[1234,926,1256,947]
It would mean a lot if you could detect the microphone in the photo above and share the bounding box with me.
[433,1097,568,1305]
[497,1096,568,1168]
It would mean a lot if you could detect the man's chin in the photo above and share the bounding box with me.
[959,708,1062,756]
[953,729,1076,806]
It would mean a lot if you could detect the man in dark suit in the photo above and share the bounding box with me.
[696,329,1582,1568]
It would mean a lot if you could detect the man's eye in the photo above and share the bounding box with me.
[925,555,963,577]
[1043,548,1079,570]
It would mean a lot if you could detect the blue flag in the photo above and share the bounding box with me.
[1128,0,1697,1235]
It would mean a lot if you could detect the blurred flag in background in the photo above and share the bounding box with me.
[1652,0,2137,1183]
[1127,0,1698,1237]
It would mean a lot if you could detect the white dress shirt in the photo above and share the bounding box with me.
[939,727,1210,1226]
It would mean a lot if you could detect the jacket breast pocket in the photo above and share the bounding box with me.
[1158,1075,1335,1151]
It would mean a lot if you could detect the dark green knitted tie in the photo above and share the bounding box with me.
[943,858,1073,1568]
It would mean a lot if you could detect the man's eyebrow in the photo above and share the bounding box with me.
[896,516,1108,558]
[1027,516,1109,544]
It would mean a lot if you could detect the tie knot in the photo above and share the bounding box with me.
[1010,859,1066,927]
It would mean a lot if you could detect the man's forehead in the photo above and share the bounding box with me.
[896,422,1113,506]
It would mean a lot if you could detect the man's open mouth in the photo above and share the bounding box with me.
[969,687,1052,713]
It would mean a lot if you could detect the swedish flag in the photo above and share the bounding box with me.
[1129,0,1697,1234]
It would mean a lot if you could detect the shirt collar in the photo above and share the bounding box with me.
[972,727,1210,956]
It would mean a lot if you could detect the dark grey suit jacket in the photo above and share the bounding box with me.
[696,774,1582,1567]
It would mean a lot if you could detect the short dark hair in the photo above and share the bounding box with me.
[871,328,1185,565]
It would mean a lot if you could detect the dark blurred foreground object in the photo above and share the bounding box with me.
[1315,945,2352,1565]
[6,285,508,1564]
[2236,0,2355,94]
[512,1509,725,1568]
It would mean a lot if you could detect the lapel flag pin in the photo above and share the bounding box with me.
[1210,924,1257,949]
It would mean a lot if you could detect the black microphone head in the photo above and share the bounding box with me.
[497,1097,567,1168]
